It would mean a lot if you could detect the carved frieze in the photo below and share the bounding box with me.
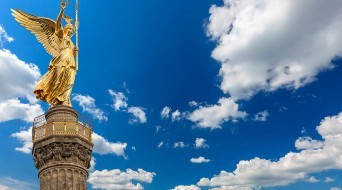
[33,142,92,169]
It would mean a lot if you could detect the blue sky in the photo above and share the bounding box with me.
[0,0,342,189]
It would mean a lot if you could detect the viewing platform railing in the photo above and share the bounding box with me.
[32,112,93,143]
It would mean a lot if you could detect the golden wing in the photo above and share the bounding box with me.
[11,9,60,57]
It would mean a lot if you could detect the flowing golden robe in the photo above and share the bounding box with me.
[34,37,76,106]
[11,7,77,107]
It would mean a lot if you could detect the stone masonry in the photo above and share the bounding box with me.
[32,105,93,190]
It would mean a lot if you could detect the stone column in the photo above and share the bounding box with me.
[32,105,93,190]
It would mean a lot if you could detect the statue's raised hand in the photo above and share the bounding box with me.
[61,1,68,9]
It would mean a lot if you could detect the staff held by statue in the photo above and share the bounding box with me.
[75,0,79,71]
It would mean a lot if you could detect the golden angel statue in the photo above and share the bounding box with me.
[11,1,79,107]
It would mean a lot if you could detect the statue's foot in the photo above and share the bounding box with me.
[61,101,72,107]
[51,98,63,106]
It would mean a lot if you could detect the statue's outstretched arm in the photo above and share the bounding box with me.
[56,2,67,31]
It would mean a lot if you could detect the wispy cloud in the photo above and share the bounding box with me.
[128,107,147,124]
[108,89,147,124]
[161,106,171,119]
[108,90,128,111]
[254,110,269,122]
[324,177,335,182]
[188,101,198,107]
[89,157,96,172]
[305,176,319,183]
[72,94,108,122]
[157,141,164,148]
[0,177,37,190]
[174,142,188,148]
[171,110,183,122]
[0,25,14,44]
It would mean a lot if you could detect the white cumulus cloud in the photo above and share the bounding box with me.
[11,127,33,154]
[190,156,211,164]
[295,137,324,150]
[0,49,40,103]
[207,0,342,100]
[171,185,200,190]
[0,27,43,123]
[92,133,127,157]
[88,168,156,190]
[210,186,253,190]
[72,94,108,122]
[197,112,342,189]
[188,98,247,129]
[195,138,209,149]
[0,49,43,122]
[0,99,43,123]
